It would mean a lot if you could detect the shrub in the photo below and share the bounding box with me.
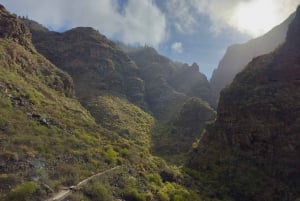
[103,145,118,164]
[158,182,201,201]
[83,183,112,201]
[123,188,146,201]
[6,181,39,201]
[147,173,163,186]
[0,116,8,131]
[158,191,170,201]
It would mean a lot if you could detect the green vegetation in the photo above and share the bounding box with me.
[103,145,118,164]
[0,37,202,201]
[86,95,154,149]
[8,5,298,201]
[4,181,39,201]
[152,97,215,164]
[82,182,112,201]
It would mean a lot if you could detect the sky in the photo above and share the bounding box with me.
[0,0,299,78]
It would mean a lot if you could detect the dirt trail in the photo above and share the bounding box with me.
[46,166,121,201]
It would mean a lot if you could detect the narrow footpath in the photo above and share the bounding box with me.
[46,166,121,201]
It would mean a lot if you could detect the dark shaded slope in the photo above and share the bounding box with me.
[188,5,300,201]
[127,47,216,161]
[152,98,215,163]
[23,19,146,108]
[128,46,214,120]
[210,13,295,98]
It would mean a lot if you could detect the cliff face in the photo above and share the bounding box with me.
[24,20,146,107]
[188,6,300,201]
[128,47,214,120]
[210,13,295,98]
[0,5,32,49]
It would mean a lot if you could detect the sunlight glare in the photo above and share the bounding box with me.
[230,0,280,37]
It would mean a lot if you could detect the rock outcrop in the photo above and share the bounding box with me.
[188,5,300,201]
[0,5,32,49]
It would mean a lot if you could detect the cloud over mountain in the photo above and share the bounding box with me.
[1,0,166,47]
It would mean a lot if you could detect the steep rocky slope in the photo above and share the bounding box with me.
[25,20,216,160]
[26,23,215,121]
[23,19,146,108]
[127,47,216,160]
[128,46,214,120]
[188,5,300,201]
[210,12,295,98]
[0,5,205,201]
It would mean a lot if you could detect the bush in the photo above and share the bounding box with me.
[6,181,39,201]
[103,145,118,164]
[158,191,170,201]
[147,173,163,186]
[83,183,112,201]
[123,188,146,201]
[158,182,201,201]
[0,118,8,131]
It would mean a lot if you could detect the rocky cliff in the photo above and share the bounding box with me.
[0,5,32,49]
[188,5,300,201]
[128,46,214,120]
[23,20,146,107]
[127,47,215,160]
[210,12,295,98]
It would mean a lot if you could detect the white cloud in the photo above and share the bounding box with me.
[171,42,183,53]
[0,0,167,47]
[164,0,198,33]
[121,0,166,46]
[163,0,299,36]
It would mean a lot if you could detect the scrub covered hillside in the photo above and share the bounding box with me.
[0,5,205,201]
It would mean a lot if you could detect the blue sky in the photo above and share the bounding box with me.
[0,0,298,78]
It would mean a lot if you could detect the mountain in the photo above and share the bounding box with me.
[210,12,295,98]
[126,46,216,161]
[23,19,146,108]
[0,5,206,201]
[127,46,215,120]
[188,5,300,201]
[0,5,112,200]
[23,21,216,160]
[24,19,215,118]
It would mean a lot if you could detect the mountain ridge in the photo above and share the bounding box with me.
[188,5,300,201]
[210,12,295,98]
